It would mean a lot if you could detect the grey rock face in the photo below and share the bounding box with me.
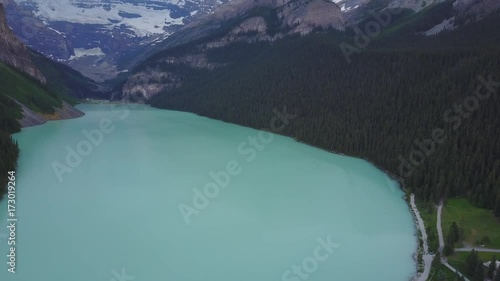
[0,3,46,84]
[2,0,231,80]
[119,0,346,102]
[17,100,85,127]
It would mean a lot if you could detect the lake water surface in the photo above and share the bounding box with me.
[0,104,416,281]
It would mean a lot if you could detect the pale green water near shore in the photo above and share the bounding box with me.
[0,104,416,281]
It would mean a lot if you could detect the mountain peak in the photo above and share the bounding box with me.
[277,0,345,34]
[189,0,344,35]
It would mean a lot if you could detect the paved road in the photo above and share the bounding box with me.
[455,247,500,253]
[434,202,500,281]
[442,261,471,281]
[436,203,471,281]
[410,194,434,281]
[437,204,444,252]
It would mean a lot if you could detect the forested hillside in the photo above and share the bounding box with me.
[0,86,20,200]
[0,59,78,199]
[30,51,102,100]
[149,11,500,213]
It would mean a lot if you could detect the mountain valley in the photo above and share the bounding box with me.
[1,1,500,280]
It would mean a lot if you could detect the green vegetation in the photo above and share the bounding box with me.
[429,262,465,281]
[370,1,500,51]
[417,201,440,253]
[149,25,500,211]
[369,0,454,40]
[30,50,101,100]
[0,44,103,200]
[0,59,79,200]
[447,250,488,281]
[488,255,498,280]
[142,12,500,277]
[0,94,20,200]
[443,221,462,256]
[0,62,61,113]
[442,199,500,248]
[0,130,18,200]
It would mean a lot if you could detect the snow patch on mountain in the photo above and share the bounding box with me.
[333,0,365,13]
[70,47,105,60]
[423,17,455,35]
[14,0,185,37]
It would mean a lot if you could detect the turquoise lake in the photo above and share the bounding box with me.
[0,104,416,281]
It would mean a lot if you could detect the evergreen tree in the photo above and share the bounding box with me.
[473,260,484,281]
[465,250,479,276]
[488,256,497,280]
[495,197,500,217]
[444,224,460,256]
[443,243,454,256]
[450,222,460,244]
[0,95,21,199]
[495,267,500,281]
[148,31,500,209]
[436,270,447,281]
[459,226,465,241]
[433,251,442,267]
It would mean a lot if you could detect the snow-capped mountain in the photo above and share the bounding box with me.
[3,0,498,82]
[4,0,229,81]
[18,0,189,37]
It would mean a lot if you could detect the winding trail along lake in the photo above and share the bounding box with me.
[0,104,416,281]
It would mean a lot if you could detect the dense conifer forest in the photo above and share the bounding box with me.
[0,47,100,199]
[0,94,20,200]
[149,15,500,214]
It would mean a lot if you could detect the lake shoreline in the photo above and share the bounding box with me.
[17,101,85,128]
[8,102,421,280]
[144,102,422,280]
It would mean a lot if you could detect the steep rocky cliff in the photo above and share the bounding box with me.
[277,0,345,34]
[119,0,345,101]
[118,0,500,102]
[188,0,345,34]
[118,68,183,102]
[1,0,230,81]
[0,0,73,60]
[0,3,46,84]
[0,3,87,127]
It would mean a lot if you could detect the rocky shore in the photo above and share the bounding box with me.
[18,101,84,127]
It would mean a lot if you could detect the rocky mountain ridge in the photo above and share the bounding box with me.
[0,3,46,84]
[188,0,345,33]
[0,0,73,59]
[0,3,87,127]
[117,0,500,102]
[118,0,346,101]
[1,0,231,81]
[2,0,497,94]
